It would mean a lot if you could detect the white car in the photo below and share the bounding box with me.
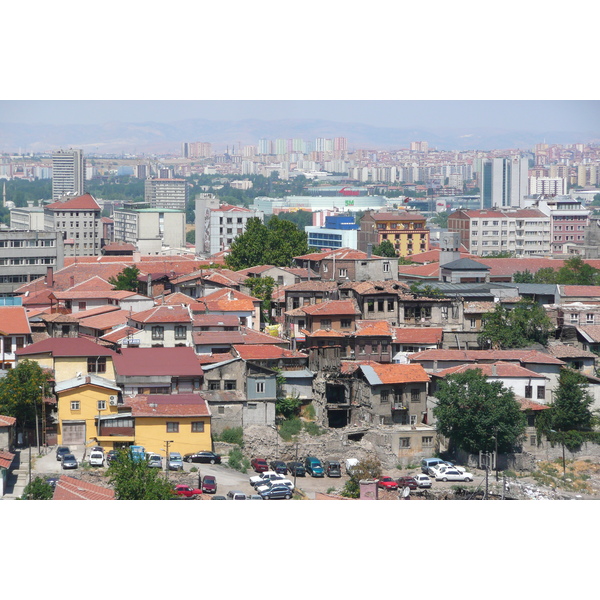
[88,451,104,467]
[255,478,294,494]
[428,462,466,477]
[435,468,473,482]
[413,474,432,488]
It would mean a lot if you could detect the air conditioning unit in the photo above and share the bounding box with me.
[109,395,118,406]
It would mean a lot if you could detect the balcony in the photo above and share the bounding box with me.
[392,402,408,411]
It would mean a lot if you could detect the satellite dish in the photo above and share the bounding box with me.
[402,487,411,498]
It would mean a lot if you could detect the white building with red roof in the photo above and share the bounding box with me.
[0,306,33,369]
[127,304,194,348]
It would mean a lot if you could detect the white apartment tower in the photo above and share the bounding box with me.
[144,178,188,211]
[51,149,86,200]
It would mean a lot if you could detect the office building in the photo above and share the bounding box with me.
[144,178,188,211]
[305,215,359,250]
[51,149,85,200]
[478,156,530,209]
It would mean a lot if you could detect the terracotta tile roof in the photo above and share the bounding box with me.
[294,247,373,261]
[406,248,477,264]
[236,265,276,276]
[0,306,31,335]
[546,343,598,359]
[40,313,81,323]
[53,475,115,500]
[213,203,254,212]
[68,276,115,291]
[361,362,430,384]
[193,331,245,345]
[353,320,394,337]
[71,305,121,319]
[396,263,441,278]
[432,361,546,379]
[409,348,566,365]
[232,344,308,361]
[577,325,600,342]
[129,305,192,324]
[161,292,197,305]
[102,242,136,252]
[113,347,203,377]
[125,393,210,417]
[238,327,290,346]
[51,290,136,301]
[0,450,15,470]
[200,288,259,312]
[78,309,131,332]
[516,397,551,411]
[284,281,339,292]
[16,337,117,358]
[193,314,240,327]
[339,280,411,295]
[197,354,232,366]
[561,286,600,297]
[369,212,426,221]
[45,193,101,211]
[100,326,142,343]
[463,301,496,314]
[306,329,347,338]
[393,327,443,344]
[300,300,360,317]
[0,415,17,427]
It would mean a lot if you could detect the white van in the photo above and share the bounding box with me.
[345,458,359,474]
[89,450,105,467]
[421,458,445,474]
[146,453,163,468]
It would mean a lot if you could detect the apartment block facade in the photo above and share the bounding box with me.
[144,178,188,211]
[51,149,86,200]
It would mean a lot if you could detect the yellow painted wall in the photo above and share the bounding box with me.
[57,385,120,446]
[133,416,212,456]
[19,354,116,384]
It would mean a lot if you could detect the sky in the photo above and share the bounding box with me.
[1,100,598,133]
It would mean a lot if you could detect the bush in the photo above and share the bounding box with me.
[228,446,250,473]
[303,403,316,420]
[21,477,53,500]
[276,395,302,420]
[279,418,302,441]
[303,421,324,436]
[340,478,360,498]
[216,427,244,447]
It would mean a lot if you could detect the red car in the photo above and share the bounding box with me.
[397,476,419,490]
[201,475,217,494]
[173,484,203,498]
[251,458,269,473]
[377,476,399,491]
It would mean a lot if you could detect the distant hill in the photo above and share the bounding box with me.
[0,118,597,154]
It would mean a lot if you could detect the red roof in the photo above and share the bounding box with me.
[0,450,16,470]
[16,337,117,358]
[393,327,443,344]
[362,362,430,384]
[78,309,131,332]
[301,300,360,317]
[129,305,192,324]
[200,288,259,312]
[45,193,101,211]
[0,306,31,335]
[409,349,565,366]
[53,475,115,500]
[433,362,546,379]
[353,320,394,337]
[113,347,203,377]
[232,344,307,361]
[124,393,210,417]
[561,286,600,297]
[100,326,142,343]
[0,415,17,427]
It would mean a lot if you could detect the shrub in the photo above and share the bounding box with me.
[217,427,244,447]
[21,477,53,500]
[303,421,324,436]
[279,418,302,441]
[190,467,198,473]
[304,403,316,420]
[228,446,250,473]
[276,395,302,420]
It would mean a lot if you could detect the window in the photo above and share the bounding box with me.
[470,318,477,328]
[383,262,390,273]
[88,357,107,373]
[441,306,449,320]
[359,344,365,354]
[191,421,205,432]
[367,301,374,312]
[256,381,265,394]
[224,380,237,390]
[174,325,187,339]
[208,380,220,391]
[166,422,179,433]
[422,436,433,447]
[381,342,388,354]
[525,385,532,399]
[537,386,545,400]
[78,302,87,311]
[97,400,106,410]
[341,319,351,328]
[248,403,257,410]
[339,268,348,278]
[411,389,420,402]
[15,337,24,349]
[410,415,417,425]
[388,300,395,311]
[587,314,595,324]
[380,390,389,403]
[399,437,411,448]
[218,406,225,414]
[151,326,165,340]
[321,319,332,329]
[378,300,384,312]
[70,401,80,411]
[530,435,537,446]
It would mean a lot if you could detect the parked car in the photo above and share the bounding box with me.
[250,471,287,488]
[251,458,269,473]
[248,495,263,500]
[345,458,359,474]
[397,476,419,490]
[61,454,78,470]
[227,490,247,500]
[377,476,399,490]
[304,456,324,477]
[146,453,163,468]
[413,473,432,488]
[259,484,293,500]
[421,457,446,474]
[287,461,306,477]
[324,461,342,477]
[88,450,105,467]
[269,460,288,475]
[56,446,70,461]
[201,475,217,494]
[168,452,184,471]
[183,451,221,464]
[45,476,58,489]
[429,463,466,478]
[173,484,202,498]
[106,449,120,464]
[435,469,473,482]
[211,495,227,500]
[255,477,294,494]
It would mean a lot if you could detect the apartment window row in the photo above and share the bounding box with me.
[166,421,205,433]
[0,239,55,248]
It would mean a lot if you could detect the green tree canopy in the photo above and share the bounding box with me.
[340,457,383,498]
[0,359,54,434]
[520,256,600,286]
[244,275,275,325]
[225,216,309,270]
[478,298,554,349]
[106,449,174,500]
[21,477,54,500]
[108,265,141,292]
[433,369,527,454]
[372,239,397,257]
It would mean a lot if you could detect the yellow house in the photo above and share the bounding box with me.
[124,394,212,457]
[16,337,117,384]
[361,210,430,257]
[54,374,127,449]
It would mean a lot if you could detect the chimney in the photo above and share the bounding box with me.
[147,273,152,297]
[45,266,54,287]
[492,363,497,376]
[367,243,372,258]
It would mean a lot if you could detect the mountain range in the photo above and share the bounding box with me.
[0,118,597,155]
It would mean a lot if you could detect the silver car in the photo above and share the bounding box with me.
[61,454,78,469]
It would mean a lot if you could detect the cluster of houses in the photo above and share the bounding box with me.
[2,232,600,493]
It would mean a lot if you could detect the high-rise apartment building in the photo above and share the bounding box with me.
[51,149,85,200]
[182,142,212,159]
[529,177,567,196]
[478,156,530,209]
[144,178,188,211]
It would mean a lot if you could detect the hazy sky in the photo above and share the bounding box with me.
[1,100,598,133]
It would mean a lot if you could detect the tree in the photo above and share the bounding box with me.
[340,457,383,498]
[409,282,445,298]
[524,256,600,286]
[478,298,554,349]
[433,369,526,454]
[225,216,309,270]
[513,270,535,283]
[21,477,54,500]
[0,359,54,441]
[106,449,174,500]
[430,211,449,229]
[244,276,275,324]
[186,228,195,244]
[108,265,141,292]
[276,394,302,420]
[372,239,397,258]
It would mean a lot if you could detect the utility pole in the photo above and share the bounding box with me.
[164,440,173,482]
